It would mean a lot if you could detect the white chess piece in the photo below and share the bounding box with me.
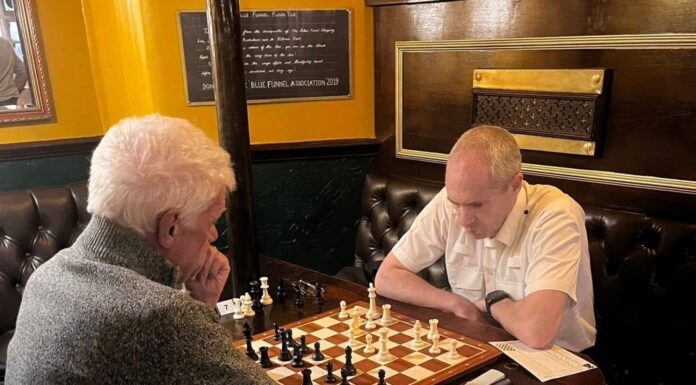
[350,306,361,331]
[427,319,439,340]
[447,339,461,360]
[379,304,394,325]
[365,316,376,330]
[338,300,349,319]
[232,298,245,320]
[376,327,394,362]
[428,334,441,354]
[259,277,273,305]
[243,293,255,317]
[348,328,359,348]
[366,282,378,320]
[410,320,427,349]
[364,334,375,354]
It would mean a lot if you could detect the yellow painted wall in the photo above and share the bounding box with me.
[85,0,374,143]
[0,0,102,144]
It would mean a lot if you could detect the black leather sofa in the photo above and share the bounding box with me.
[338,173,696,385]
[0,182,89,382]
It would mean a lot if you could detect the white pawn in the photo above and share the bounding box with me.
[447,339,461,360]
[364,334,375,354]
[338,300,349,319]
[379,304,394,325]
[243,293,255,317]
[232,298,245,320]
[259,277,273,305]
[428,334,441,354]
[427,319,439,340]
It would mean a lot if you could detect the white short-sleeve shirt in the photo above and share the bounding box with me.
[391,181,596,352]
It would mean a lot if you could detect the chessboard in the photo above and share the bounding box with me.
[234,301,501,385]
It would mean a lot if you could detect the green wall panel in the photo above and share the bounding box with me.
[0,154,91,191]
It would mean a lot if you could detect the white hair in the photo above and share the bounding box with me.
[87,114,236,235]
[450,125,521,189]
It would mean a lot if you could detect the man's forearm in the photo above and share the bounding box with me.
[375,266,455,310]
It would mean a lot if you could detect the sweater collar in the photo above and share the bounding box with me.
[76,215,181,288]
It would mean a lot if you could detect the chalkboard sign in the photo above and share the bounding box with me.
[178,9,351,104]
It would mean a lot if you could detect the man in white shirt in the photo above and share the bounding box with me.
[375,125,596,352]
[0,36,27,106]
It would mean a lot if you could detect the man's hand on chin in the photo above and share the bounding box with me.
[185,246,231,308]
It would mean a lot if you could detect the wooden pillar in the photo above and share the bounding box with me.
[206,0,259,298]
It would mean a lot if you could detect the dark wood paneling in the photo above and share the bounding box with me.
[373,0,696,219]
[0,136,100,162]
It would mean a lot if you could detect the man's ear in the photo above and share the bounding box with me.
[511,172,523,193]
[156,209,180,249]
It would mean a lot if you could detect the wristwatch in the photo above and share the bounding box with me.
[485,290,510,314]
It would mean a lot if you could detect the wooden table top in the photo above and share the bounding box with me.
[221,256,606,385]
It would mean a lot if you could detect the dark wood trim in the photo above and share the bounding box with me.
[251,138,380,162]
[366,0,458,6]
[0,136,101,161]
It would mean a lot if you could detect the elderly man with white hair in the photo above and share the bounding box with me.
[6,115,275,384]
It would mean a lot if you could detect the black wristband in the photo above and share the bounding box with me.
[485,290,510,314]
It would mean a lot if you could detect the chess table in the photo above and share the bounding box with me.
[221,256,606,385]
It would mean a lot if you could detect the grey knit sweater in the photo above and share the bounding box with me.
[5,216,275,385]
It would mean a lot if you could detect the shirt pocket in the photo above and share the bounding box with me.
[446,264,484,302]
[499,255,525,285]
[496,280,525,301]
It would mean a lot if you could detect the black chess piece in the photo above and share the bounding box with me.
[259,346,273,368]
[291,344,304,368]
[311,341,324,361]
[244,328,258,361]
[377,368,387,385]
[242,322,251,336]
[272,322,281,341]
[276,278,287,299]
[286,329,299,349]
[278,332,292,361]
[301,368,313,385]
[250,280,261,308]
[300,335,310,355]
[324,361,337,383]
[340,367,350,385]
[313,281,325,306]
[294,285,304,307]
[343,346,356,376]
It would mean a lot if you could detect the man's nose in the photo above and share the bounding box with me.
[456,208,475,227]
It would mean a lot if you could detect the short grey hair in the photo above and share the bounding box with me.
[450,125,521,189]
[87,114,236,235]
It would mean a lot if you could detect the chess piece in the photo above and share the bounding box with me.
[343,345,356,376]
[291,344,305,367]
[312,342,325,361]
[314,281,325,306]
[427,319,439,340]
[242,322,251,336]
[366,282,378,320]
[340,367,350,385]
[410,320,427,349]
[363,334,375,354]
[348,328,358,348]
[429,334,441,354]
[376,327,394,363]
[350,306,360,331]
[365,316,376,330]
[301,368,312,385]
[278,332,292,361]
[243,293,255,317]
[300,335,310,354]
[260,277,273,305]
[294,285,304,307]
[259,346,273,368]
[273,322,281,341]
[286,329,299,349]
[379,304,393,325]
[232,298,244,320]
[243,327,258,361]
[250,280,261,308]
[325,361,337,383]
[447,339,461,360]
[377,369,387,385]
[338,300,349,319]
[276,278,287,299]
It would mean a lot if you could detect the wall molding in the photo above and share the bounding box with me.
[0,136,101,161]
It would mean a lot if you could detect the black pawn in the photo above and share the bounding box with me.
[294,285,304,307]
[276,278,287,299]
[324,361,337,383]
[300,335,310,355]
[278,333,292,361]
[314,281,325,306]
[311,341,324,361]
[301,368,313,385]
[273,322,281,341]
[291,344,304,368]
[343,346,356,376]
[259,346,273,368]
[377,368,387,385]
[340,367,350,385]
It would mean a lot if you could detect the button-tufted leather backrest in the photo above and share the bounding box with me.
[0,182,89,336]
[352,173,696,385]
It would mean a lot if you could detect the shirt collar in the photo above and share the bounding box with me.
[492,181,528,248]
